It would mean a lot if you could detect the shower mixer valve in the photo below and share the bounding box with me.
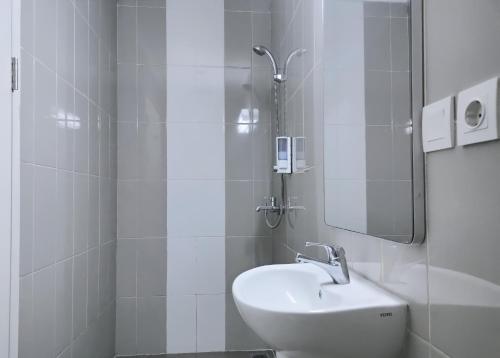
[256,196,282,213]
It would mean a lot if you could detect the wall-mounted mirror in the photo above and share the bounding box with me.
[323,0,425,244]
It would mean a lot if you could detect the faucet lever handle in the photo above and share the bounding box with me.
[305,242,344,263]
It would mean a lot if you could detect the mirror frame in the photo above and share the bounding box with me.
[322,0,426,245]
[411,0,425,244]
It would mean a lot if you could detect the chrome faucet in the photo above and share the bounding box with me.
[296,242,350,285]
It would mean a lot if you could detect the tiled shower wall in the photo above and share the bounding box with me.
[271,1,500,358]
[224,0,273,351]
[165,0,226,353]
[165,0,273,353]
[18,0,118,357]
[116,0,167,355]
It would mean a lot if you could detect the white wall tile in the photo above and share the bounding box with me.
[19,275,34,358]
[74,174,89,254]
[88,105,100,176]
[196,294,225,352]
[75,12,89,96]
[89,31,99,102]
[196,237,225,294]
[55,259,73,355]
[99,242,117,311]
[56,170,74,261]
[33,267,56,358]
[21,0,34,53]
[166,66,224,124]
[34,166,57,270]
[99,115,110,178]
[167,238,197,295]
[75,0,89,20]
[167,123,225,180]
[56,78,75,172]
[74,93,89,174]
[166,0,224,67]
[34,0,57,70]
[57,0,75,84]
[20,51,34,163]
[72,253,88,339]
[167,180,225,237]
[87,248,99,325]
[20,164,34,276]
[34,62,57,167]
[166,295,196,353]
[88,176,99,248]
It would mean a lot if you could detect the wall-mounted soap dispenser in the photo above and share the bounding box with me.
[292,136,306,173]
[274,136,292,173]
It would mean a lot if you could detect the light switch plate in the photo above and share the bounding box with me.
[457,77,499,146]
[422,96,455,153]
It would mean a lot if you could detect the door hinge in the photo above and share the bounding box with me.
[11,57,18,92]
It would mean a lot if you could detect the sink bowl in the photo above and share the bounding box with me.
[232,263,407,358]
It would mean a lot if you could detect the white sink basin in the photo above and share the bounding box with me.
[232,263,407,358]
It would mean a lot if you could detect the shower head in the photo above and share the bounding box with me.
[252,45,268,56]
[283,48,308,79]
[252,45,281,82]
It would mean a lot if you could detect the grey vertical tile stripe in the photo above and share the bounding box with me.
[116,1,166,355]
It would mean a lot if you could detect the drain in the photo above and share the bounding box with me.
[318,289,323,299]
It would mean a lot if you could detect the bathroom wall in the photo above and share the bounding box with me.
[164,0,274,353]
[116,0,167,356]
[270,0,323,268]
[18,0,118,357]
[271,0,500,357]
[165,0,226,353]
[224,0,273,351]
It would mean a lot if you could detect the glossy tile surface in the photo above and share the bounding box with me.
[116,1,167,355]
[166,0,227,354]
[19,0,118,357]
[223,1,273,351]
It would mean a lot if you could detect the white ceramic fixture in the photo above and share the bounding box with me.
[232,263,407,358]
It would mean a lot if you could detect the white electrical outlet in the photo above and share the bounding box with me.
[457,77,499,146]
